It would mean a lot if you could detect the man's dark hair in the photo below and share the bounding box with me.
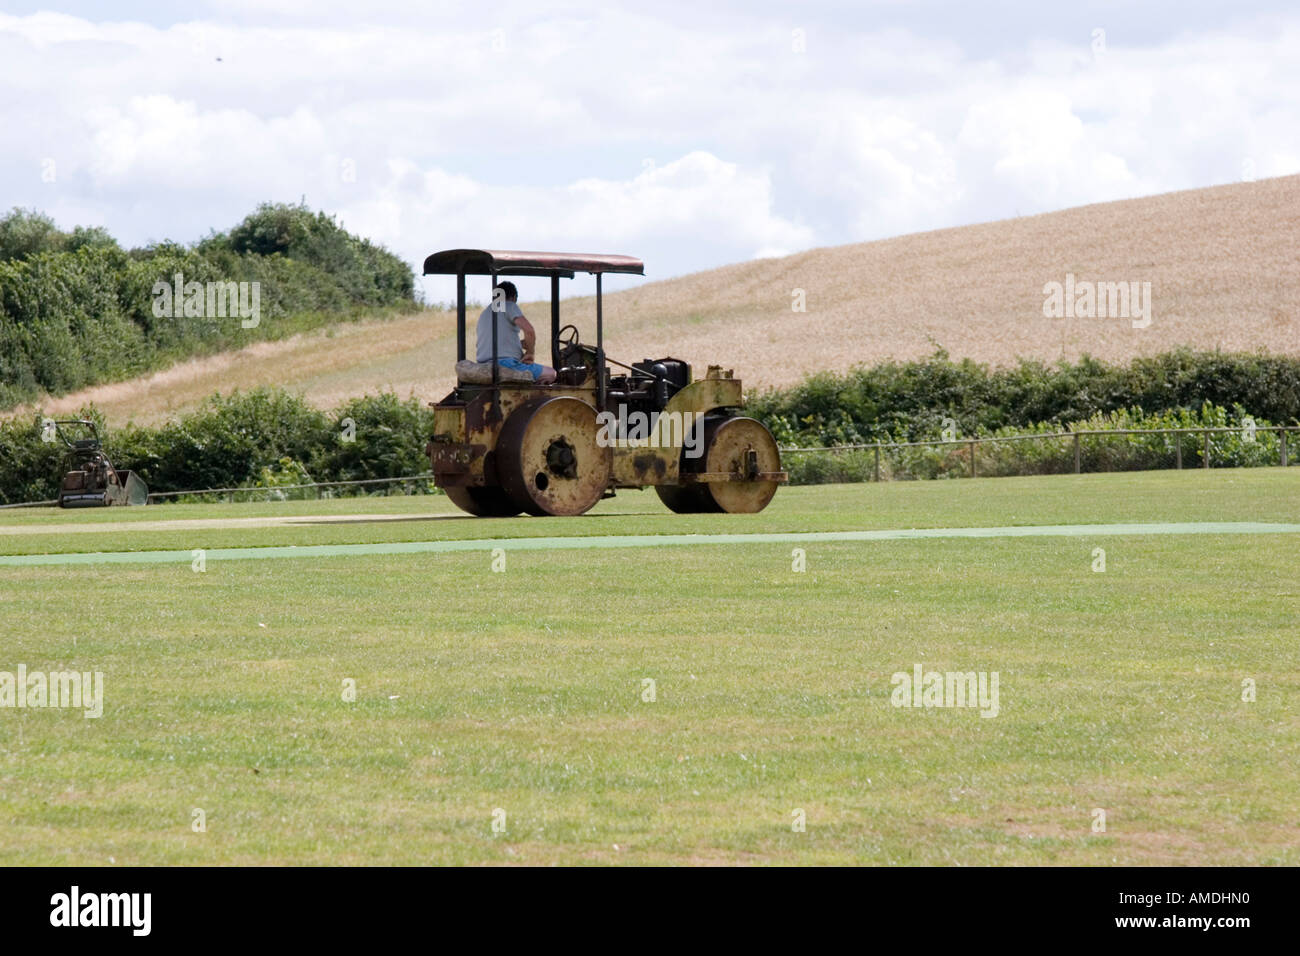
[496,280,518,302]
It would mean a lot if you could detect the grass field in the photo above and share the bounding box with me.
[1,470,1297,865]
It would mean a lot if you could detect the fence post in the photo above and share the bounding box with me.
[874,444,881,483]
[1282,430,1289,468]
[1073,433,1081,474]
[1175,436,1182,470]
[1203,430,1210,469]
[969,440,977,478]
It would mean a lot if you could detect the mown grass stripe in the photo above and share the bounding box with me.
[2,521,1298,566]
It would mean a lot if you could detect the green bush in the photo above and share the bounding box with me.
[242,457,317,501]
[226,202,413,306]
[0,412,87,503]
[5,346,1298,503]
[781,402,1289,485]
[0,204,418,409]
[314,393,438,483]
[750,349,1300,448]
[0,389,439,504]
[112,389,333,493]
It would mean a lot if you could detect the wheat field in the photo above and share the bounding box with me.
[29,174,1300,426]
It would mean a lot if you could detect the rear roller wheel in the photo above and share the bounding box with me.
[443,485,522,517]
[497,397,611,516]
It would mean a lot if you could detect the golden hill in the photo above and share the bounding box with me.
[30,174,1300,426]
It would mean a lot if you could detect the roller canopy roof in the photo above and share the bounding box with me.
[422,249,644,277]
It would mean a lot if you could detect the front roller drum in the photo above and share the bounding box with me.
[654,482,721,514]
[660,416,780,512]
[497,396,611,516]
[657,416,782,514]
[704,416,782,513]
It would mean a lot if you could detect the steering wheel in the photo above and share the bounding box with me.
[558,323,580,351]
[556,324,594,367]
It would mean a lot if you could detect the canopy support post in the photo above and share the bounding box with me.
[550,274,560,370]
[596,272,605,410]
[456,270,466,362]
[490,268,499,389]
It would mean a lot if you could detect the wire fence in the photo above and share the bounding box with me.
[3,426,1295,509]
[0,474,438,508]
[780,425,1298,483]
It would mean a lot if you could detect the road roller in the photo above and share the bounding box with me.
[423,249,786,517]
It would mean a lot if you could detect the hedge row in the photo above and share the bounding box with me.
[783,403,1290,484]
[0,390,436,505]
[0,204,417,408]
[3,350,1298,503]
[748,348,1300,447]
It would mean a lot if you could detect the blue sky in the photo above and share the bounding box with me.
[2,1,1297,302]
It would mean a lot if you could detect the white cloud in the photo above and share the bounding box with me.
[345,151,813,301]
[1,4,1297,285]
[958,87,1139,207]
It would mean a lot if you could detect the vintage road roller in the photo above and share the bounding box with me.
[422,249,786,517]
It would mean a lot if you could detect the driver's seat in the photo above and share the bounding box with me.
[455,359,534,385]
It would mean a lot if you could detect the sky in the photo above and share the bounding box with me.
[1,1,1297,302]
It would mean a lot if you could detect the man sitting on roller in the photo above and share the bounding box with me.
[476,280,557,384]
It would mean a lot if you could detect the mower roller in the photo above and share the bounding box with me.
[53,420,148,508]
